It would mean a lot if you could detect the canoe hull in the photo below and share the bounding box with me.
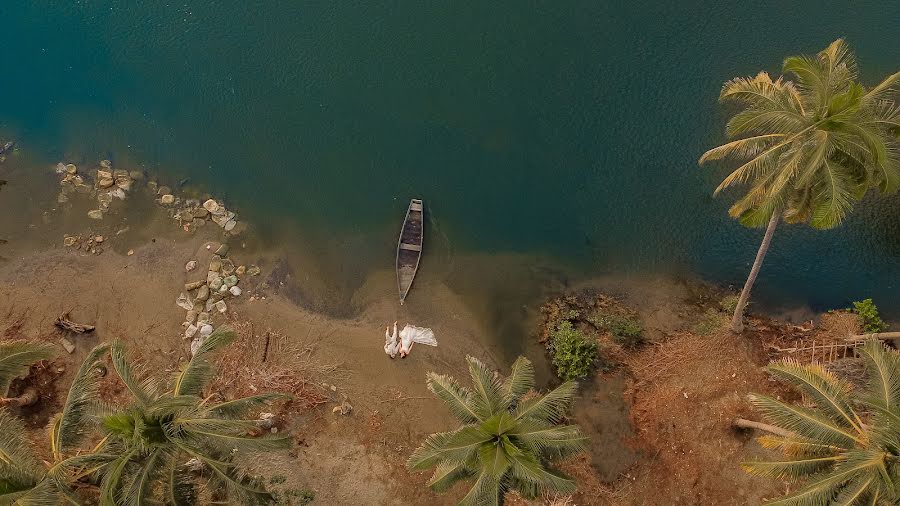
[396,199,424,304]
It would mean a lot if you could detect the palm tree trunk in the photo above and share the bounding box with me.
[732,418,793,437]
[731,212,779,333]
[849,332,900,341]
[0,386,39,408]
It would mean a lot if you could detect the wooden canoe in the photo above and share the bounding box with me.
[396,198,424,304]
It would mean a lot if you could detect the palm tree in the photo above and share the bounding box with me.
[742,339,900,504]
[408,356,588,505]
[699,39,900,333]
[0,340,56,408]
[90,326,291,505]
[1,342,114,504]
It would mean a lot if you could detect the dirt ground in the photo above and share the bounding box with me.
[0,162,884,506]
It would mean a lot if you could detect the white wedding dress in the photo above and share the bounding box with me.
[399,324,438,355]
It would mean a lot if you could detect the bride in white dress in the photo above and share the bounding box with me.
[398,323,438,358]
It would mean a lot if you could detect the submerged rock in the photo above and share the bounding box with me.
[65,163,77,174]
[63,235,78,247]
[185,260,198,272]
[224,219,237,232]
[157,185,171,196]
[87,209,103,220]
[202,199,219,213]
[160,194,175,205]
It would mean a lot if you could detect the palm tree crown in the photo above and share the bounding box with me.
[408,356,588,506]
[700,38,900,228]
[744,339,900,504]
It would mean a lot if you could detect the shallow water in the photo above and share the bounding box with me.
[1,2,899,332]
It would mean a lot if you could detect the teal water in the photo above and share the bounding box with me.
[1,2,899,318]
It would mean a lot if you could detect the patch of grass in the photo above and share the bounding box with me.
[851,299,888,334]
[588,311,644,348]
[693,308,727,336]
[269,475,287,485]
[719,294,741,315]
[549,321,599,381]
[272,488,315,505]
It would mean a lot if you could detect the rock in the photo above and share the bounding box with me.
[94,235,104,243]
[57,193,69,203]
[229,286,242,297]
[190,337,203,356]
[332,401,352,416]
[185,260,198,272]
[100,159,112,169]
[55,163,68,174]
[110,188,127,200]
[185,309,197,324]
[179,209,193,222]
[247,265,261,276]
[197,312,210,325]
[209,258,222,272]
[258,412,276,429]
[75,183,92,194]
[184,324,198,339]
[185,280,205,291]
[194,207,209,218]
[115,178,131,191]
[205,299,215,311]
[60,338,76,354]
[157,185,171,196]
[87,209,103,220]
[127,249,134,256]
[113,169,128,178]
[98,178,114,188]
[209,277,223,291]
[98,192,113,206]
[175,293,194,311]
[63,235,78,247]
[160,194,175,205]
[66,163,77,174]
[206,270,219,283]
[211,214,229,227]
[97,169,113,180]
[192,217,206,228]
[214,244,230,257]
[220,258,235,276]
[129,170,144,180]
[196,284,210,301]
[235,265,246,275]
[215,300,227,313]
[199,324,214,338]
[224,219,237,232]
[202,199,219,212]
[223,275,238,288]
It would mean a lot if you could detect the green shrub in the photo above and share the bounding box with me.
[851,299,888,333]
[693,308,727,336]
[588,311,644,347]
[719,294,741,315]
[549,321,598,380]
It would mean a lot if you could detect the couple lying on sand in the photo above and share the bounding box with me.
[384,321,438,358]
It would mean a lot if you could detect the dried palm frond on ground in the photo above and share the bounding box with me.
[207,319,343,413]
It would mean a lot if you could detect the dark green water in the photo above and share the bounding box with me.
[1,2,899,319]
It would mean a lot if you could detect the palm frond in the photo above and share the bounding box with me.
[741,455,841,480]
[831,477,874,506]
[809,160,856,229]
[0,409,44,487]
[205,393,289,418]
[427,461,473,492]
[171,326,236,397]
[457,470,501,506]
[501,356,534,407]
[426,372,480,424]
[858,339,900,414]
[510,420,588,459]
[864,71,900,101]
[507,450,576,495]
[756,435,840,457]
[122,448,165,505]
[699,134,786,164]
[51,343,109,461]
[98,449,138,506]
[408,427,492,470]
[0,340,56,397]
[166,458,196,506]
[110,341,156,406]
[466,356,504,418]
[748,394,861,447]
[513,381,577,424]
[765,359,862,434]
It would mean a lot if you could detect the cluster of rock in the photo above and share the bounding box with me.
[0,140,14,163]
[63,233,105,255]
[150,188,244,236]
[179,243,261,355]
[55,160,141,219]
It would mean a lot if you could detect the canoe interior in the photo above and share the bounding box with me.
[397,199,423,302]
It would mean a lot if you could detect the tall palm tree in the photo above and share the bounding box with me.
[91,327,290,505]
[408,356,588,506]
[0,340,56,407]
[743,339,900,504]
[699,39,900,333]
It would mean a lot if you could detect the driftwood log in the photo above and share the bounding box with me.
[55,312,95,333]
